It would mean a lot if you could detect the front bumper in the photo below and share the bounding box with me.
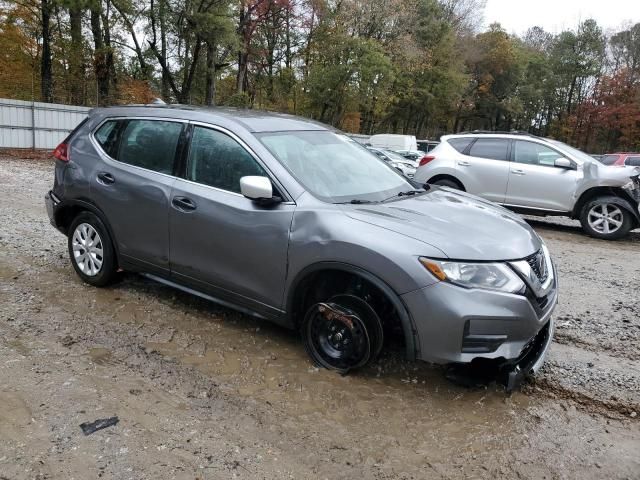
[401,278,557,368]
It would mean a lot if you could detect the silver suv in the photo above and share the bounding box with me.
[414,132,640,240]
[45,107,556,387]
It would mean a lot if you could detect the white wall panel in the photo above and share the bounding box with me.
[0,98,90,149]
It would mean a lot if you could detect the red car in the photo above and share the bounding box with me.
[600,152,640,166]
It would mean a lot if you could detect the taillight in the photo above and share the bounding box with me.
[53,142,69,162]
[419,155,435,167]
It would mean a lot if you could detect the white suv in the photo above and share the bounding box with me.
[414,132,640,240]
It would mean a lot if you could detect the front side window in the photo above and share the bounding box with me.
[257,130,411,203]
[626,156,640,166]
[468,138,509,161]
[117,120,183,174]
[513,141,564,167]
[187,126,267,194]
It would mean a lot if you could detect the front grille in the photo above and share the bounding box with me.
[525,250,548,283]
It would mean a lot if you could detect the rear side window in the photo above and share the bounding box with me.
[447,137,473,153]
[468,138,509,161]
[117,120,183,174]
[626,156,640,166]
[186,126,267,194]
[600,154,620,165]
[94,120,120,158]
[513,141,564,166]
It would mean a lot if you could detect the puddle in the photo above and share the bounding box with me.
[87,347,115,366]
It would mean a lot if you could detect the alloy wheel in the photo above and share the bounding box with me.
[71,223,104,276]
[587,204,623,235]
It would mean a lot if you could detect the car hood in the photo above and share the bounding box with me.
[343,188,542,261]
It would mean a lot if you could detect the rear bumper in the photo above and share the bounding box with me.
[402,279,557,369]
[45,190,64,233]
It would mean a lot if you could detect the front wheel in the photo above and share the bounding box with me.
[301,294,383,374]
[579,196,633,240]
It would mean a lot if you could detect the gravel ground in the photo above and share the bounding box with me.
[1,156,639,479]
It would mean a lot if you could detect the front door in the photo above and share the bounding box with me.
[505,140,578,212]
[169,124,295,313]
[90,118,185,273]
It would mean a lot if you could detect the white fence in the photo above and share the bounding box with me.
[0,98,90,149]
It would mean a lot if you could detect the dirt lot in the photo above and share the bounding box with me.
[1,156,639,479]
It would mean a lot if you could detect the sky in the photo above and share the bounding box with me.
[483,0,640,35]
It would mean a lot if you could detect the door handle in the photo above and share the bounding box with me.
[511,169,525,175]
[458,161,471,167]
[97,172,115,185]
[172,196,197,212]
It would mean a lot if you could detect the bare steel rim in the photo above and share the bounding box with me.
[587,203,624,234]
[72,223,104,276]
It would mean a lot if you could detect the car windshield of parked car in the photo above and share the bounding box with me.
[257,131,412,203]
[548,140,595,164]
[599,154,620,166]
[381,149,410,162]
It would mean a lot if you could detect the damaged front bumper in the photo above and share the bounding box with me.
[622,173,640,217]
[500,316,554,391]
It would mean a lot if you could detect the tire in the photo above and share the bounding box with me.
[579,196,634,240]
[431,178,461,190]
[67,211,118,286]
[301,294,384,374]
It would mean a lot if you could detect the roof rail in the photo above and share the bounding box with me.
[456,130,541,138]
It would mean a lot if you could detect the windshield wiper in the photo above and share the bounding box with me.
[335,199,375,204]
[382,189,425,202]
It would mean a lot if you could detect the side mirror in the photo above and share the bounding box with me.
[554,158,575,170]
[240,176,273,200]
[240,176,281,205]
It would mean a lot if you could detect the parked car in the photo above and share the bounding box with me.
[600,152,640,167]
[45,107,556,386]
[417,139,440,153]
[366,147,417,178]
[395,149,429,166]
[369,133,418,151]
[414,132,640,240]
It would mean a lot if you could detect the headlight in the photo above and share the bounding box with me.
[419,258,525,294]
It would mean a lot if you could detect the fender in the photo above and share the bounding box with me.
[285,261,418,360]
[612,196,640,224]
[54,198,123,265]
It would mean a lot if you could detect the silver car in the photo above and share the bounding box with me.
[414,132,640,240]
[366,147,417,178]
[45,107,556,387]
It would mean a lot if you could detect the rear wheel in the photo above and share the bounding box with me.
[301,294,383,373]
[579,196,633,240]
[430,178,461,190]
[68,212,118,286]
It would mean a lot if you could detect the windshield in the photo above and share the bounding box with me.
[257,131,412,203]
[600,154,620,165]
[548,140,595,164]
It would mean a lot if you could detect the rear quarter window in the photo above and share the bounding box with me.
[447,137,474,153]
[94,120,120,158]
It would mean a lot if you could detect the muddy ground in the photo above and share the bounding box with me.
[0,156,639,480]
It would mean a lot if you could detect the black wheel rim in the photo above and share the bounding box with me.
[305,302,371,372]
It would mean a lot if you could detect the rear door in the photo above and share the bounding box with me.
[505,140,578,212]
[90,118,186,273]
[459,137,511,203]
[169,124,295,314]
